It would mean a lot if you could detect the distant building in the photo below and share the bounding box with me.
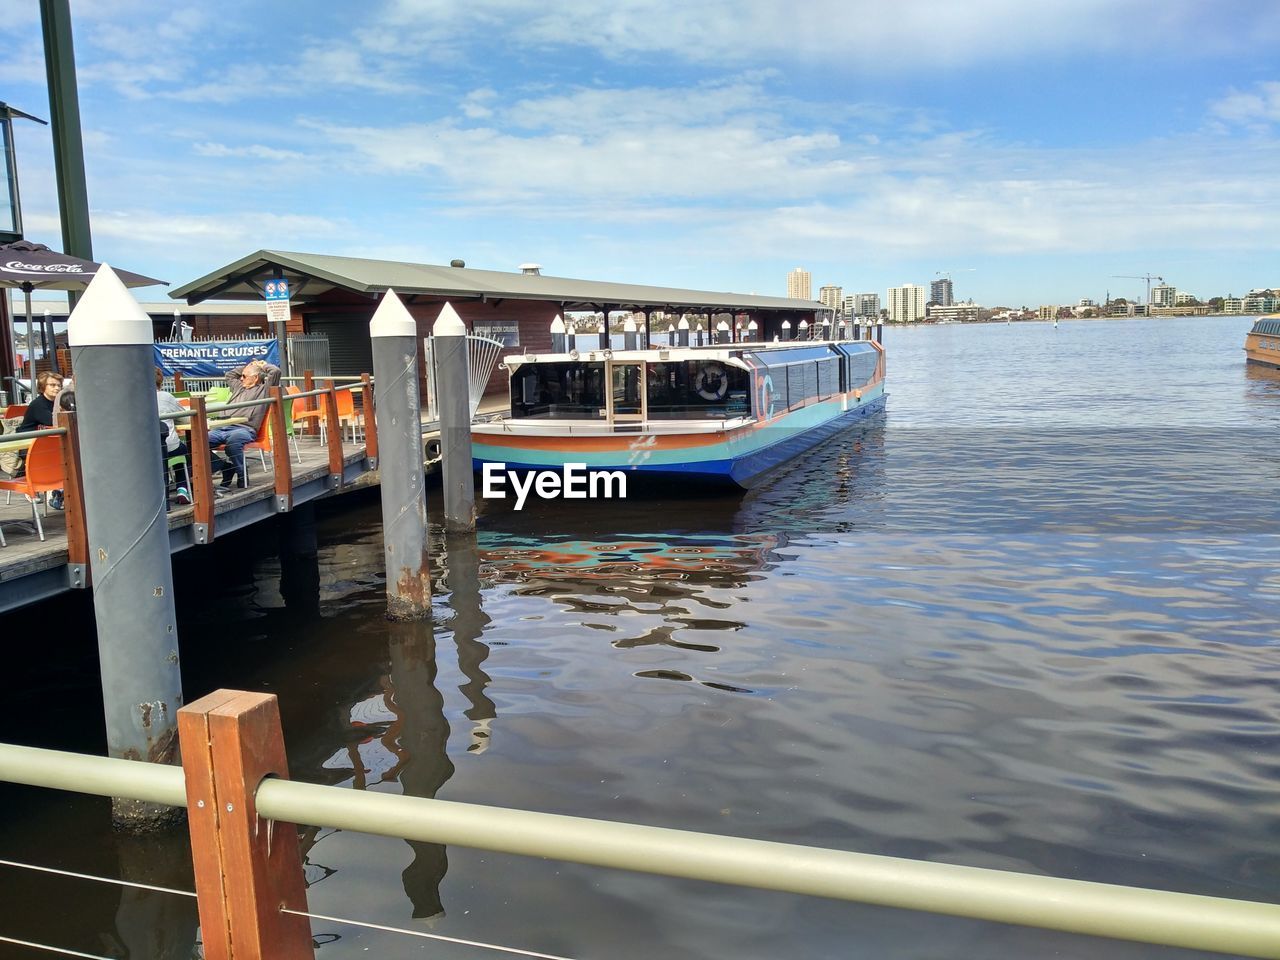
[787,267,812,300]
[1174,291,1197,306]
[930,278,954,306]
[818,284,843,313]
[1243,293,1279,314]
[854,293,880,317]
[841,294,857,317]
[1037,305,1057,320]
[1223,297,1243,314]
[1078,298,1095,307]
[1151,284,1177,308]
[887,284,926,323]
[927,302,980,322]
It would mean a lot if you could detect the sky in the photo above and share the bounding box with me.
[2,0,1279,308]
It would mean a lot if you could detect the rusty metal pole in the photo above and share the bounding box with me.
[369,290,431,619]
[69,266,182,826]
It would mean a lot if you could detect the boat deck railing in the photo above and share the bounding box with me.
[1,689,1278,959]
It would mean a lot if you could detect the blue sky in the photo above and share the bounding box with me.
[2,0,1279,307]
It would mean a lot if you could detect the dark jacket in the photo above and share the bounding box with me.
[18,394,55,433]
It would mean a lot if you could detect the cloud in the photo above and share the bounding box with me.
[366,0,1280,68]
[1210,81,1280,128]
[193,142,306,161]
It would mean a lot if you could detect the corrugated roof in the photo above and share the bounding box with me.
[169,250,823,314]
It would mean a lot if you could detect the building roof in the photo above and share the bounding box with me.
[169,249,823,314]
[6,291,267,319]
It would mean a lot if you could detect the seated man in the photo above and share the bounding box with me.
[208,359,281,494]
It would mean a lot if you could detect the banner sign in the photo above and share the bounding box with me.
[472,319,520,347]
[153,339,280,377]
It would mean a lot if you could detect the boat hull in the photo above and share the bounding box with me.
[472,384,886,488]
[1245,318,1280,369]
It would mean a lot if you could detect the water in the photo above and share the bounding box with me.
[2,315,1279,959]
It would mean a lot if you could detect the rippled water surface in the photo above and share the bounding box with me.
[2,316,1279,959]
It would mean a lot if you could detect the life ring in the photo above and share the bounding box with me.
[695,363,728,401]
[757,373,777,418]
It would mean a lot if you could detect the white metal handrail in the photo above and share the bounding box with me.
[0,742,1278,958]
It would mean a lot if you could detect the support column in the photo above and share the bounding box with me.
[68,266,181,827]
[623,317,638,351]
[715,320,730,345]
[433,302,476,533]
[747,319,758,342]
[677,317,689,347]
[781,319,792,341]
[39,0,93,262]
[598,316,608,350]
[550,315,566,353]
[370,290,431,619]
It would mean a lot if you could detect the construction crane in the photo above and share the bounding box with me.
[1112,274,1163,307]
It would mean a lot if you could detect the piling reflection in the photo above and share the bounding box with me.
[388,621,454,920]
[111,831,199,960]
[441,535,496,754]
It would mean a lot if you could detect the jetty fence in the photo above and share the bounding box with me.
[0,690,1277,960]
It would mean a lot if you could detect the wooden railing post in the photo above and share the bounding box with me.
[178,690,313,960]
[360,373,378,464]
[324,380,343,489]
[60,412,89,588]
[268,388,293,512]
[190,397,216,544]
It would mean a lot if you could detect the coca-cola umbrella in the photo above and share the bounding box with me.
[0,239,166,390]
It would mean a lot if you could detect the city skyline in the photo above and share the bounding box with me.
[1,3,1279,305]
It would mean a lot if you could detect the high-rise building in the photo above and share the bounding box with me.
[841,295,857,317]
[887,284,926,323]
[930,278,954,306]
[818,285,843,312]
[1151,283,1177,307]
[854,293,880,317]
[787,267,812,300]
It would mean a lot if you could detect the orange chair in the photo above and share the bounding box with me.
[244,412,302,474]
[334,388,363,443]
[0,436,66,541]
[4,404,28,419]
[289,386,327,437]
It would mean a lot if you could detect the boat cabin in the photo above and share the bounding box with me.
[503,341,881,427]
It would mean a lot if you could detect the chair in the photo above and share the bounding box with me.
[334,389,363,443]
[0,436,66,541]
[205,386,232,406]
[4,404,27,419]
[244,411,301,473]
[289,386,329,439]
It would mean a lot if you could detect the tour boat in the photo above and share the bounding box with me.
[1244,315,1280,369]
[470,337,886,487]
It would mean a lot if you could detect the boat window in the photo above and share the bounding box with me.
[510,362,606,418]
[845,350,878,388]
[647,361,751,419]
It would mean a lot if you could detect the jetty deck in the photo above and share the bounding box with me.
[0,431,374,613]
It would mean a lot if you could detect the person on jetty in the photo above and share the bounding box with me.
[208,358,281,495]
[18,371,62,434]
[13,372,67,509]
[155,368,191,505]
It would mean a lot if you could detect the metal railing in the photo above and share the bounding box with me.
[1,689,1278,960]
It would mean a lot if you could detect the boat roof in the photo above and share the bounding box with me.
[504,339,876,367]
